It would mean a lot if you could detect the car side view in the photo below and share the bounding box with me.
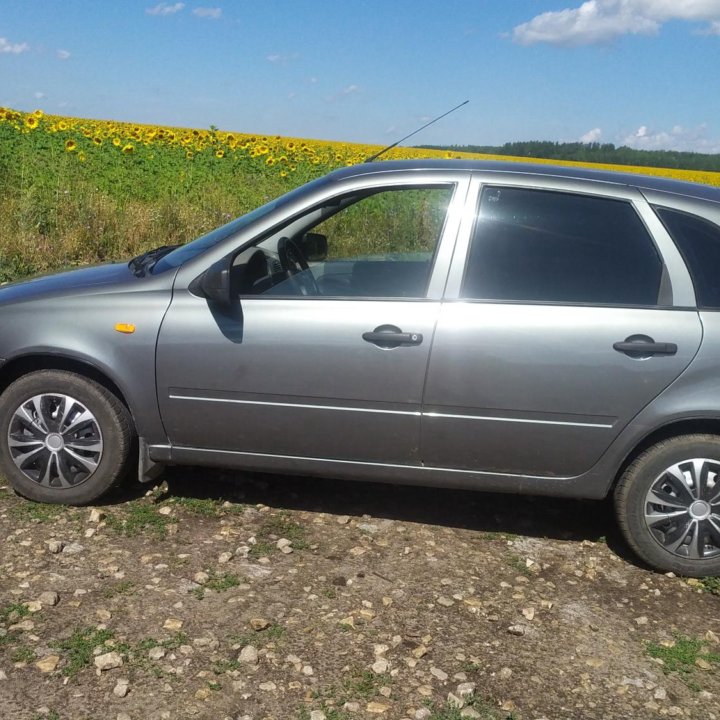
[1,159,720,577]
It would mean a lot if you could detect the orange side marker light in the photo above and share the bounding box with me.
[114,323,136,334]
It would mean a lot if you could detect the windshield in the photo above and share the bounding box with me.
[151,176,331,274]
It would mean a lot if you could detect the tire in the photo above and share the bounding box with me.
[614,434,720,577]
[0,370,133,505]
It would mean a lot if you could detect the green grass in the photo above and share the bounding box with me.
[11,645,36,663]
[9,502,67,522]
[0,601,30,624]
[171,497,223,516]
[32,711,61,720]
[253,513,309,553]
[194,572,243,599]
[699,576,720,595]
[506,554,533,577]
[51,627,115,677]
[422,695,514,720]
[645,634,720,683]
[102,581,135,599]
[105,502,171,537]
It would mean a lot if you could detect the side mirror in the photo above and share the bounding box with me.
[301,232,328,262]
[194,256,233,308]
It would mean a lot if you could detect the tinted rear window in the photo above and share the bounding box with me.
[462,187,663,306]
[654,206,720,309]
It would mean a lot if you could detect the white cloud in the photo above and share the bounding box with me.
[0,37,30,54]
[701,19,720,34]
[580,127,603,142]
[342,84,360,95]
[34,91,45,99]
[512,0,720,46]
[57,49,71,60]
[146,2,185,16]
[621,123,720,153]
[193,7,222,20]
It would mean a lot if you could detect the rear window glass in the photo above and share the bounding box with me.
[462,187,663,306]
[654,206,720,309]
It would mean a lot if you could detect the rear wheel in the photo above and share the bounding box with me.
[0,370,133,505]
[614,434,720,576]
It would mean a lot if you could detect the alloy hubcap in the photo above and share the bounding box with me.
[644,458,720,560]
[7,393,103,489]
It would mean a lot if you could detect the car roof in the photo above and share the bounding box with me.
[329,159,720,204]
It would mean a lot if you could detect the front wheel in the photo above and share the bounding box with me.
[614,434,720,577]
[0,370,133,505]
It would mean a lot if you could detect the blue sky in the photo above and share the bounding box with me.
[2,0,720,152]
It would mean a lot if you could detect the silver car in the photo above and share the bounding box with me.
[1,159,720,577]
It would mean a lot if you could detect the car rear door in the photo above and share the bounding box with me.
[156,171,469,466]
[421,174,702,479]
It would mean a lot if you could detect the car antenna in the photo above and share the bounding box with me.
[363,99,469,163]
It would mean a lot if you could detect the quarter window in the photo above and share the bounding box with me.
[461,187,663,306]
[654,206,720,309]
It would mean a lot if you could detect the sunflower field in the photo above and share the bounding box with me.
[2,106,720,283]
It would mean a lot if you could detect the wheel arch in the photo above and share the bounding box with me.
[611,417,720,493]
[0,353,134,426]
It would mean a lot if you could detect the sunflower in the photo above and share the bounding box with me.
[215,149,224,159]
[24,115,39,129]
[122,143,134,154]
[112,137,121,147]
[93,137,102,146]
[65,139,76,152]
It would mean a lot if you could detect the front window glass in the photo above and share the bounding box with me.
[231,185,454,299]
[461,186,663,306]
[151,175,330,274]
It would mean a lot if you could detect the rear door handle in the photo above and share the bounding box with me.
[362,328,423,347]
[613,337,677,356]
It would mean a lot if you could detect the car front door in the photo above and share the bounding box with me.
[156,173,468,467]
[421,176,703,479]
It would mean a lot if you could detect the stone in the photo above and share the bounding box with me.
[113,678,130,697]
[218,551,233,564]
[24,601,42,613]
[706,630,720,644]
[94,651,123,671]
[148,647,166,660]
[437,596,454,607]
[431,667,448,681]
[250,618,270,631]
[366,701,391,713]
[259,681,277,691]
[194,572,210,585]
[35,655,59,672]
[277,538,293,554]
[456,682,476,698]
[89,508,106,522]
[47,540,64,554]
[163,618,183,630]
[310,712,326,720]
[498,667,512,680]
[460,709,481,719]
[411,645,428,659]
[62,542,85,555]
[522,607,535,620]
[157,506,173,516]
[372,658,389,674]
[507,625,526,636]
[239,645,258,665]
[38,591,60,607]
[654,687,667,700]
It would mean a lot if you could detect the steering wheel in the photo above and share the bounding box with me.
[277,237,319,296]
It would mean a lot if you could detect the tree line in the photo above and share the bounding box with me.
[418,141,720,172]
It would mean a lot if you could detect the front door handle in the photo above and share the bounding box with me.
[362,325,423,348]
[613,335,677,357]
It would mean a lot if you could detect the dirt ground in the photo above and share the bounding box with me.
[1,467,719,720]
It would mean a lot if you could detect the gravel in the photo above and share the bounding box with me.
[0,468,719,720]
